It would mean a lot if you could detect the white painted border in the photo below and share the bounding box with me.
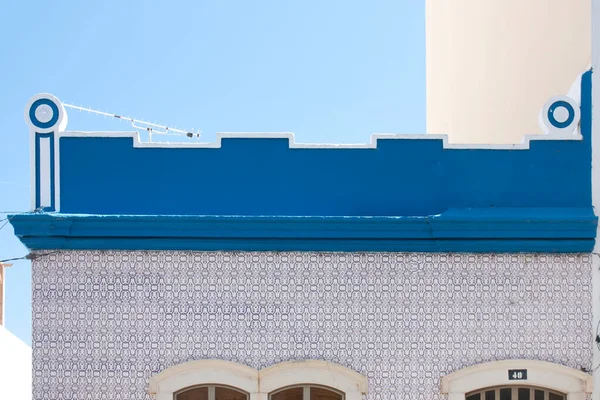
[59,126,582,151]
[24,93,67,212]
[24,93,68,134]
[38,137,51,208]
[537,72,586,137]
[53,70,586,151]
[539,95,582,136]
[440,359,593,400]
[148,360,368,400]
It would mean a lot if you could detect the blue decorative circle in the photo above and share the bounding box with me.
[547,100,575,129]
[29,98,59,129]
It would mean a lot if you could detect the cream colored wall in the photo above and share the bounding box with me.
[426,0,591,144]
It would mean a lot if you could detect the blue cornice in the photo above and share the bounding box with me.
[17,72,596,253]
[10,207,597,252]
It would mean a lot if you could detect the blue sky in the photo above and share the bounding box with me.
[0,1,425,344]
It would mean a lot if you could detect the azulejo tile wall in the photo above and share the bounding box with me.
[32,252,592,400]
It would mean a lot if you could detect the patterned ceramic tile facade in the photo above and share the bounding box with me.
[32,252,593,400]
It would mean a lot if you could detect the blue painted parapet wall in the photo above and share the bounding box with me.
[11,71,597,252]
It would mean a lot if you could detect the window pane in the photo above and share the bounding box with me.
[310,387,343,400]
[215,386,247,400]
[534,390,545,400]
[466,388,564,400]
[271,387,304,400]
[500,388,512,400]
[518,388,530,400]
[177,387,209,400]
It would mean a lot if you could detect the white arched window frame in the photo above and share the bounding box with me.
[260,360,368,400]
[148,360,368,400]
[149,360,259,400]
[440,360,593,400]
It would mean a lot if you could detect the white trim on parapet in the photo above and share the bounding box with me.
[60,127,582,150]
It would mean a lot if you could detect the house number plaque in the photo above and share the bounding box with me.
[508,369,528,380]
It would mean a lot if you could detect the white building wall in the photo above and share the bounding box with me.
[0,325,32,400]
[426,0,591,144]
[32,251,592,400]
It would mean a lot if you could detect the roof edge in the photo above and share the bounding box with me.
[10,207,597,253]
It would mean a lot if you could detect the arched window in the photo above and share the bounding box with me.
[441,360,592,400]
[175,385,248,400]
[465,386,565,400]
[270,385,344,400]
[149,360,367,400]
[149,360,258,400]
[260,360,367,400]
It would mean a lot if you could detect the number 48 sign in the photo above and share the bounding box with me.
[508,369,528,380]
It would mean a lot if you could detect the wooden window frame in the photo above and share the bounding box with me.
[466,385,565,400]
[174,384,249,400]
[269,384,345,400]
